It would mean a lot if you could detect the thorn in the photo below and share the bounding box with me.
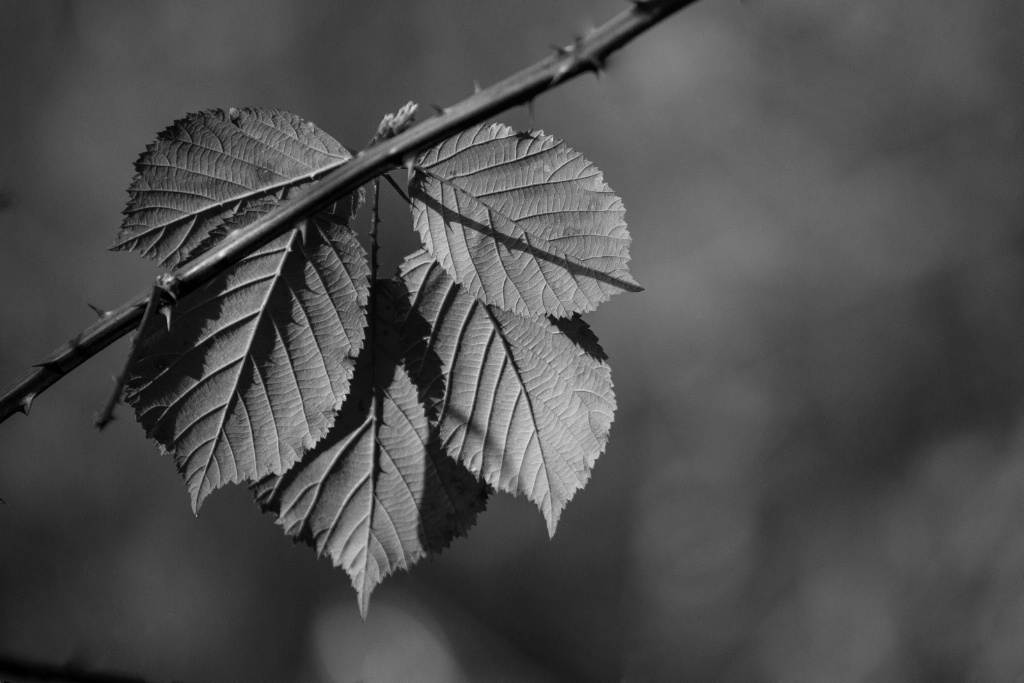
[527,99,536,130]
[551,43,573,57]
[473,80,481,94]
[87,303,108,318]
[429,103,446,115]
[585,53,607,78]
[18,393,35,416]
[549,63,572,87]
[297,219,310,246]
[159,306,172,331]
[32,360,61,372]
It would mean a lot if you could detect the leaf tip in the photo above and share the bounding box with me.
[545,509,561,539]
[188,480,211,517]
[357,591,372,620]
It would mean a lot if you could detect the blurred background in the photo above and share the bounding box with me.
[1,1,1022,681]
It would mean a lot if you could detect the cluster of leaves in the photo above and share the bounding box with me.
[111,107,640,614]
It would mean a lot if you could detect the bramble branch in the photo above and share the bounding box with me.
[0,0,699,424]
[0,651,164,683]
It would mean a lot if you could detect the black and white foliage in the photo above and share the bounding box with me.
[112,106,639,611]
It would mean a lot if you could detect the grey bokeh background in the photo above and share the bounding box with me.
[1,1,1022,681]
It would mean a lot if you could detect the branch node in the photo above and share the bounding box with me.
[156,273,180,302]
[371,101,419,145]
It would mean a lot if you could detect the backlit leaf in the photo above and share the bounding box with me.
[125,198,369,511]
[399,250,615,535]
[255,280,487,616]
[112,108,356,268]
[409,123,641,318]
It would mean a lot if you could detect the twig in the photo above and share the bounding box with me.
[93,278,173,429]
[370,178,381,281]
[0,0,699,424]
[362,177,383,619]
[0,652,155,683]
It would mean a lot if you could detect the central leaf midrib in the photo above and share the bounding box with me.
[480,306,550,494]
[191,227,304,494]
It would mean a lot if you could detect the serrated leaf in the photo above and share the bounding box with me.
[399,249,615,535]
[409,123,641,318]
[125,199,369,511]
[255,280,487,617]
[113,108,356,268]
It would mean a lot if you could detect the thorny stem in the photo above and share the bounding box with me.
[370,178,381,281]
[366,180,383,599]
[0,652,159,683]
[0,0,700,424]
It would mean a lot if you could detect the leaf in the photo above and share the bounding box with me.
[254,280,488,616]
[409,123,641,318]
[124,198,369,511]
[112,108,356,269]
[399,249,615,535]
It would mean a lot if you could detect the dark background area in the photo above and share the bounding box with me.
[1,1,1022,681]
